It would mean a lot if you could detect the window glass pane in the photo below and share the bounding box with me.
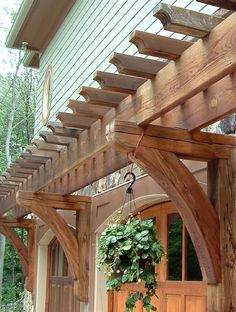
[186,233,202,281]
[167,213,183,280]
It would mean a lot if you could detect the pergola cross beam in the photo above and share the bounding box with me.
[0,7,236,216]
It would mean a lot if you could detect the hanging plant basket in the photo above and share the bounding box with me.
[97,213,164,312]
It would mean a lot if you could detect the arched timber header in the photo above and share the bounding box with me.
[16,190,91,301]
[0,222,35,292]
[105,119,232,284]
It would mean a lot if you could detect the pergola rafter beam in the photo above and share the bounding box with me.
[154,3,224,38]
[128,12,236,126]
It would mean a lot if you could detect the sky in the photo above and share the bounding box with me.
[0,0,22,75]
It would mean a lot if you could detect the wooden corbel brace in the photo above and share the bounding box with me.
[107,120,222,284]
[16,191,91,301]
[0,221,36,292]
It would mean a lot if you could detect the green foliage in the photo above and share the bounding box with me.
[97,214,164,311]
[1,230,27,306]
[0,69,37,172]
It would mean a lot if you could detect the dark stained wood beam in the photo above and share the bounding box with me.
[32,139,65,152]
[10,164,36,174]
[155,71,236,131]
[154,3,223,38]
[21,152,50,163]
[0,183,18,190]
[76,207,90,301]
[107,120,235,160]
[0,217,35,228]
[0,180,19,186]
[0,184,16,193]
[16,159,44,169]
[197,0,236,11]
[126,13,236,126]
[39,131,76,146]
[93,71,146,94]
[110,52,167,79]
[47,121,82,138]
[80,86,127,108]
[207,151,236,309]
[129,30,192,59]
[56,112,97,129]
[26,146,58,160]
[4,177,26,184]
[18,191,91,210]
[6,172,30,179]
[68,100,109,118]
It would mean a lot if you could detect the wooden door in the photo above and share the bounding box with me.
[46,238,80,312]
[109,202,207,312]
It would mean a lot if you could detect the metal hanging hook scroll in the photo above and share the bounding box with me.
[124,171,136,194]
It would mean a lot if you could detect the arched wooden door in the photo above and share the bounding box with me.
[46,238,80,312]
[109,201,207,312]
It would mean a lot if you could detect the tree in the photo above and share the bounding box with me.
[0,64,38,309]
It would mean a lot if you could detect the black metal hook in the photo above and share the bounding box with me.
[124,171,136,194]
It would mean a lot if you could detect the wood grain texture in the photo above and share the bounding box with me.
[154,3,223,38]
[18,191,91,210]
[16,159,44,169]
[47,121,82,138]
[39,131,76,146]
[126,13,236,125]
[76,206,91,301]
[57,112,98,129]
[27,225,36,294]
[129,146,220,283]
[94,71,146,94]
[107,120,235,160]
[207,151,236,310]
[155,71,236,131]
[0,217,35,228]
[130,30,192,59]
[68,100,109,118]
[80,86,127,107]
[110,52,167,79]
[32,139,65,152]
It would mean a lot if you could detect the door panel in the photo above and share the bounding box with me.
[47,239,80,312]
[165,295,182,312]
[109,201,207,312]
[185,296,206,312]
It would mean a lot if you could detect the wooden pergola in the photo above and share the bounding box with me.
[0,0,236,309]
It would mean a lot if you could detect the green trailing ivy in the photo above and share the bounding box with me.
[97,214,164,311]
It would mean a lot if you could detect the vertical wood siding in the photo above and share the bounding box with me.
[34,0,217,136]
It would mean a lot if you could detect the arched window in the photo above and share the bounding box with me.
[42,65,53,125]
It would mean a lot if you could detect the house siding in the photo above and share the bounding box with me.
[34,0,217,136]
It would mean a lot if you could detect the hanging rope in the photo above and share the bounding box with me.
[128,128,145,174]
[122,128,146,215]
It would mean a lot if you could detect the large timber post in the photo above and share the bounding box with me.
[208,150,236,312]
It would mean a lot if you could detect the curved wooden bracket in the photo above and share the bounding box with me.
[16,191,91,301]
[129,147,221,283]
[0,223,34,292]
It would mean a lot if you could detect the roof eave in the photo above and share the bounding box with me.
[6,0,34,49]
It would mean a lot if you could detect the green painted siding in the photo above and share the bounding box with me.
[34,0,217,136]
